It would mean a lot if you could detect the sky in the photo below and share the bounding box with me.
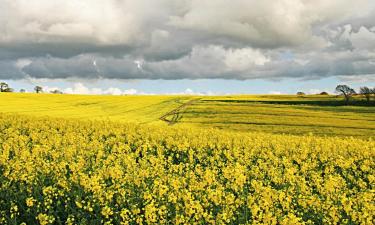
[1,0,375,95]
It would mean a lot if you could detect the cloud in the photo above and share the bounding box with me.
[43,83,138,95]
[42,83,217,95]
[338,74,375,83]
[350,26,375,50]
[165,88,217,96]
[2,44,375,81]
[268,91,283,95]
[0,0,374,81]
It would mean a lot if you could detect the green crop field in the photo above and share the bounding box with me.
[1,93,374,138]
[169,95,375,138]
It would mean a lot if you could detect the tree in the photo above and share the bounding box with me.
[297,92,305,96]
[335,85,356,104]
[50,89,63,94]
[359,86,372,103]
[20,89,26,93]
[34,86,43,93]
[319,91,329,95]
[0,82,9,92]
[2,87,13,92]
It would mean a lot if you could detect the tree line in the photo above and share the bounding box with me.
[1,81,375,104]
[296,84,375,104]
[0,82,62,94]
[295,84,375,104]
[335,84,375,104]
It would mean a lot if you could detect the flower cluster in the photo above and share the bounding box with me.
[0,114,373,224]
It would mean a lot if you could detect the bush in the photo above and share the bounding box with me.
[296,92,305,96]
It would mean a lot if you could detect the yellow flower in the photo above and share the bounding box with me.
[101,206,113,219]
[75,201,83,209]
[26,197,35,207]
[37,213,55,225]
[0,112,374,224]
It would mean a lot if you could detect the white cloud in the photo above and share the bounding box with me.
[168,0,367,48]
[42,86,60,93]
[350,26,375,50]
[0,0,369,49]
[338,74,375,83]
[42,83,221,95]
[269,91,283,95]
[15,58,32,69]
[224,48,270,70]
[122,88,138,95]
[52,83,138,95]
[1,0,143,45]
[164,88,219,96]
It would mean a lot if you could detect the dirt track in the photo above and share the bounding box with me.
[159,98,200,125]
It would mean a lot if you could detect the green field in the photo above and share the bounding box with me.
[170,95,375,138]
[1,93,374,138]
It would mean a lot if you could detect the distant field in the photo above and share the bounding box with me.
[165,95,375,138]
[0,93,193,124]
[1,93,374,137]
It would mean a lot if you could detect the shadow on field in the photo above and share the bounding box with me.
[192,120,375,130]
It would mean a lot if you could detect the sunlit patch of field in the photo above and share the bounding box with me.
[0,93,193,124]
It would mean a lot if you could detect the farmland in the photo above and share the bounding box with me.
[0,93,193,124]
[0,113,374,224]
[1,93,374,138]
[0,93,374,224]
[172,95,375,138]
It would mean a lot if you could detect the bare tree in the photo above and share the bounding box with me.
[359,86,371,103]
[335,85,356,104]
[34,86,43,93]
[0,82,9,92]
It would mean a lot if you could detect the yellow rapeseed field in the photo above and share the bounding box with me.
[0,113,374,224]
[2,93,374,138]
[0,93,193,124]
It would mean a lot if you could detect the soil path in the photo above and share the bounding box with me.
[159,98,200,125]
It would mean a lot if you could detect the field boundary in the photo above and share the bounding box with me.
[159,98,201,125]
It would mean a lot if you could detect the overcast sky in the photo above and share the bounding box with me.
[1,0,375,94]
